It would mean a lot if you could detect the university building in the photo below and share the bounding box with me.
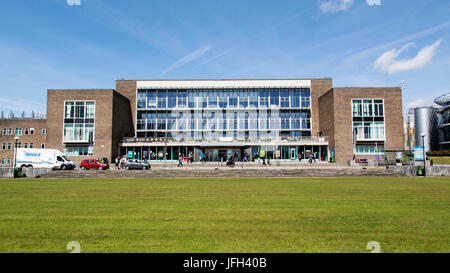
[0,78,404,165]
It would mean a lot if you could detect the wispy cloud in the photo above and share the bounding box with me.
[161,45,211,75]
[340,21,450,68]
[319,0,354,13]
[366,0,381,6]
[374,39,443,74]
[199,49,232,66]
[66,0,81,6]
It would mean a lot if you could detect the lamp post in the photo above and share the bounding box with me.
[421,133,426,176]
[13,136,19,172]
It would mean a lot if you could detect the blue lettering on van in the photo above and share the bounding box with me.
[24,152,41,157]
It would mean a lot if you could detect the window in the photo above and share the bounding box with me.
[42,128,46,135]
[7,143,11,150]
[64,147,89,156]
[30,128,34,135]
[280,89,290,108]
[29,143,34,148]
[2,128,6,135]
[6,158,11,166]
[374,100,384,117]
[24,128,29,135]
[86,102,95,118]
[147,90,157,108]
[260,89,269,108]
[207,90,217,108]
[270,89,279,107]
[8,128,12,135]
[355,145,384,155]
[354,121,385,140]
[229,90,238,108]
[15,128,22,136]
[41,144,45,148]
[177,90,187,108]
[168,90,177,108]
[219,90,228,108]
[24,143,28,148]
[1,143,5,150]
[65,102,74,118]
[63,101,94,143]
[1,158,4,165]
[15,142,21,148]
[249,89,258,108]
[157,90,167,108]
[239,89,248,108]
[137,91,146,109]
[291,89,300,108]
[352,100,362,117]
[301,89,310,108]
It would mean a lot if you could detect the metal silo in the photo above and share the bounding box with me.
[414,107,435,152]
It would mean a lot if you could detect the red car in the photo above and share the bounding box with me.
[80,159,109,170]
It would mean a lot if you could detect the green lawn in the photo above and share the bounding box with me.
[430,156,450,165]
[0,177,449,253]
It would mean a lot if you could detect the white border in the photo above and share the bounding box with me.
[137,79,311,89]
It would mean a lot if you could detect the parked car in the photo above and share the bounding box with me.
[80,159,109,170]
[124,159,150,170]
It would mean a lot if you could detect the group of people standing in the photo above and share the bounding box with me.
[298,152,318,164]
[114,156,127,169]
[178,153,194,167]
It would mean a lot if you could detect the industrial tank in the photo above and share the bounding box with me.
[414,107,435,151]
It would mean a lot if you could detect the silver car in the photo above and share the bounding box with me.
[123,159,151,170]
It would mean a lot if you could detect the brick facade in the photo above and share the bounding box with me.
[0,119,47,166]
[319,87,404,164]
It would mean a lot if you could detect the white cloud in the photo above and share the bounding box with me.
[374,39,443,74]
[66,0,81,6]
[320,0,354,13]
[405,98,433,109]
[161,45,211,75]
[366,0,381,6]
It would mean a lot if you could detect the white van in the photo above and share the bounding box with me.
[15,148,76,170]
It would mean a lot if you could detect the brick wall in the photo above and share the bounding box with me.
[0,119,47,166]
[311,79,332,137]
[116,80,137,136]
[330,87,404,164]
[46,89,115,162]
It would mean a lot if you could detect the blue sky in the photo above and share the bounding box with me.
[1,0,449,115]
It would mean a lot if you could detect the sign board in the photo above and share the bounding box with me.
[414,146,424,161]
[275,150,280,158]
[127,151,134,159]
[260,150,265,158]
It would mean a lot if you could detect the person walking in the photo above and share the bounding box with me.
[308,153,313,164]
[115,156,119,169]
[177,153,183,167]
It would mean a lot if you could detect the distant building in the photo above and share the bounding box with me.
[434,93,450,150]
[404,109,415,150]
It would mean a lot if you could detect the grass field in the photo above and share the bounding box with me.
[0,177,449,253]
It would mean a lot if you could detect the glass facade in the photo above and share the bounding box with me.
[63,101,95,142]
[352,99,385,140]
[352,99,385,157]
[63,101,95,156]
[136,88,312,141]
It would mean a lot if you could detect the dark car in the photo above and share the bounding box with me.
[124,159,150,170]
[80,159,109,170]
